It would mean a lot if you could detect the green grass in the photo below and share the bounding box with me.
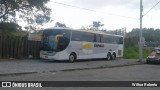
[123,45,152,59]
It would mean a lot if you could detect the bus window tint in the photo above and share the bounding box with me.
[109,36,116,44]
[57,29,71,51]
[61,29,71,39]
[109,36,120,44]
[71,31,81,41]
[119,37,123,44]
[41,29,71,51]
[84,32,94,42]
[100,35,123,44]
[101,35,110,43]
[96,34,101,42]
[71,31,123,44]
[72,31,94,42]
[43,29,61,36]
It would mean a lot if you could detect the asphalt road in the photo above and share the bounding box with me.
[1,64,160,81]
[0,59,142,75]
[1,64,160,90]
[0,59,160,90]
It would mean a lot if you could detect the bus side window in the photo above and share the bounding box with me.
[119,37,123,44]
[100,34,103,43]
[101,35,108,43]
[96,34,101,43]
[71,31,81,41]
[111,36,118,44]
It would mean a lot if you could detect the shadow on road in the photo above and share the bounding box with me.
[40,58,119,63]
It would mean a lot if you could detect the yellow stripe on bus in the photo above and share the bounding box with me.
[82,42,92,49]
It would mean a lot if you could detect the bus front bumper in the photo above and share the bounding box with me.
[40,54,56,60]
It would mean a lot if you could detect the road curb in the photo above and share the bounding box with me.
[60,62,145,71]
[0,72,38,76]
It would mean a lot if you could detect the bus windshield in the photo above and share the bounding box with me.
[41,29,71,52]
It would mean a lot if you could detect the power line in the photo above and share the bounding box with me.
[154,0,160,16]
[50,1,138,20]
[143,0,160,17]
[154,0,160,11]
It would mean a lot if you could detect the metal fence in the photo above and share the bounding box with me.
[0,35,40,59]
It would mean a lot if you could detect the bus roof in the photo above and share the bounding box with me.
[73,29,123,37]
[43,27,123,37]
[44,27,72,30]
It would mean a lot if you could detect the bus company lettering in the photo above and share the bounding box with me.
[94,44,104,47]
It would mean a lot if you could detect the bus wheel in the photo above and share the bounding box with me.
[112,53,116,60]
[69,53,76,63]
[106,53,111,60]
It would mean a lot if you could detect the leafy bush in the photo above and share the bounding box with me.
[124,45,152,59]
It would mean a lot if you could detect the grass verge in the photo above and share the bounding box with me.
[124,45,152,59]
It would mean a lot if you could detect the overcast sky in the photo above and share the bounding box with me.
[43,0,160,32]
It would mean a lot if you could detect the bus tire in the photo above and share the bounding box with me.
[69,53,76,63]
[112,53,116,60]
[106,53,111,60]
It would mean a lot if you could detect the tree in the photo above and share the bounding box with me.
[125,28,160,47]
[0,22,28,36]
[0,22,22,31]
[92,21,104,30]
[0,0,51,26]
[55,22,66,27]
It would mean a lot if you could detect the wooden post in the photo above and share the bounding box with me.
[14,37,18,58]
[6,36,9,58]
[10,36,14,58]
[2,36,6,59]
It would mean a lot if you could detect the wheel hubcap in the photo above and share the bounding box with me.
[107,55,110,60]
[112,55,115,60]
[70,55,74,61]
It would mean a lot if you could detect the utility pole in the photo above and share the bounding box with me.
[139,0,143,62]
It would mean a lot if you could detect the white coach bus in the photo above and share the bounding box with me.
[40,27,124,62]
